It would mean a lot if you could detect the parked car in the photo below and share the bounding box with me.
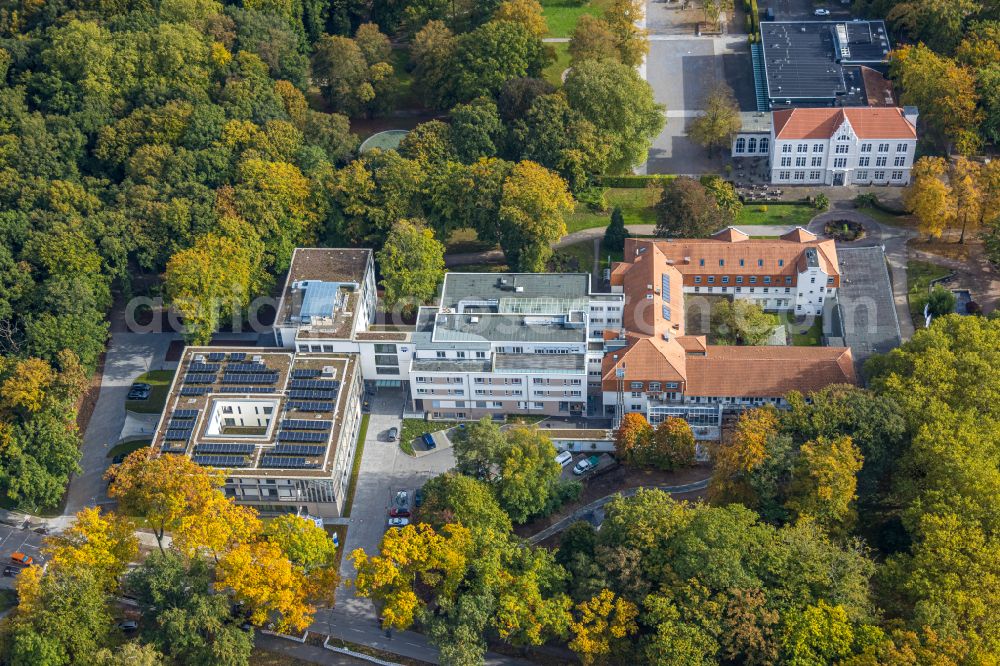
[394,490,409,508]
[112,453,127,465]
[117,620,138,632]
[10,552,33,566]
[421,432,436,450]
[3,566,18,577]
[388,517,410,528]
[573,455,601,476]
[813,8,830,15]
[127,383,151,400]
[389,507,411,518]
[764,6,775,20]
[414,488,424,507]
[555,451,573,468]
[387,427,399,441]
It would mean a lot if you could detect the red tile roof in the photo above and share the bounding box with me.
[773,107,916,140]
[685,346,857,397]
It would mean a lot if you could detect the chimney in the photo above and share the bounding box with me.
[903,106,919,129]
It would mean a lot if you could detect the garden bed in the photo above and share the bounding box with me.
[824,219,865,241]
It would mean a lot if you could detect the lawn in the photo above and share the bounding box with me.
[787,316,823,346]
[736,204,818,227]
[564,187,660,234]
[341,414,369,518]
[551,239,596,274]
[400,418,461,456]
[107,439,151,460]
[543,41,570,87]
[124,369,175,414]
[541,0,608,37]
[907,260,953,322]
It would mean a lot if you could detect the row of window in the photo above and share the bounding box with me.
[694,286,791,294]
[857,170,906,182]
[694,275,791,285]
[734,137,770,154]
[434,350,488,359]
[697,257,785,269]
[782,142,909,154]
[630,381,680,391]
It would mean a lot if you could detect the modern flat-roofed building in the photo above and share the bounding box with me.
[408,273,624,420]
[769,106,918,186]
[603,238,856,437]
[151,348,363,518]
[757,20,891,109]
[274,248,412,384]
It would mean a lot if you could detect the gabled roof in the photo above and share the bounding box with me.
[713,227,750,243]
[780,227,817,243]
[601,336,686,385]
[773,107,917,141]
[685,347,857,397]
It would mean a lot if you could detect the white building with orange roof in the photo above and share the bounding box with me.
[602,236,857,437]
[769,106,918,186]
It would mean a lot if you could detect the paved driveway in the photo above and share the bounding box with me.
[63,332,176,519]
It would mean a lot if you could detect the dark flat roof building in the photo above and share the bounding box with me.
[758,20,891,108]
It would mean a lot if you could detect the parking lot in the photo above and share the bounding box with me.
[0,522,47,589]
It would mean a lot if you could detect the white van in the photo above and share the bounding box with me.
[554,451,573,467]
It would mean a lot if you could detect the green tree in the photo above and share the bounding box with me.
[453,416,509,478]
[569,15,619,65]
[785,435,864,533]
[410,20,459,109]
[701,174,743,221]
[398,121,458,166]
[449,97,504,162]
[688,83,741,156]
[655,176,733,238]
[419,472,514,534]
[926,285,957,317]
[498,160,574,271]
[604,206,628,252]
[710,299,779,346]
[376,219,446,314]
[493,428,564,523]
[564,59,664,173]
[452,20,547,102]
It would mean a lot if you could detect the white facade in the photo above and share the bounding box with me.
[769,112,918,186]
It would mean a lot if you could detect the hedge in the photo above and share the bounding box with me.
[596,174,677,188]
[738,197,812,206]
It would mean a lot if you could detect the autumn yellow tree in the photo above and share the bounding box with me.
[568,589,639,665]
[891,44,982,155]
[709,406,780,504]
[785,435,863,533]
[44,507,138,590]
[216,540,315,634]
[106,449,225,551]
[603,0,649,67]
[493,0,548,38]
[948,157,982,244]
[266,514,341,606]
[903,157,954,240]
[351,523,472,629]
[0,357,55,414]
[613,412,653,460]
[172,491,262,561]
[498,160,573,271]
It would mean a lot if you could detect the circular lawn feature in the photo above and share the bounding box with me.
[359,129,409,154]
[824,219,865,241]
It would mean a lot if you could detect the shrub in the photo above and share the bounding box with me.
[758,204,768,212]
[814,193,830,211]
[577,186,609,212]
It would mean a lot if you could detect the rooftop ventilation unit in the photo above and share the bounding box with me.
[515,286,524,293]
[321,366,336,377]
[252,355,263,363]
[194,354,206,363]
[470,316,480,324]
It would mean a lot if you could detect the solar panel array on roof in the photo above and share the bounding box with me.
[173,409,200,419]
[289,389,337,400]
[160,442,188,452]
[289,379,340,390]
[221,373,278,385]
[278,430,327,443]
[291,369,322,379]
[218,386,275,394]
[228,352,246,361]
[286,401,334,412]
[226,363,270,373]
[273,444,326,456]
[184,373,217,384]
[281,419,332,431]
[188,363,221,373]
[195,442,256,455]
[165,429,192,441]
[180,386,210,396]
[192,454,251,467]
[207,352,226,361]
[260,456,321,469]
[167,419,193,429]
